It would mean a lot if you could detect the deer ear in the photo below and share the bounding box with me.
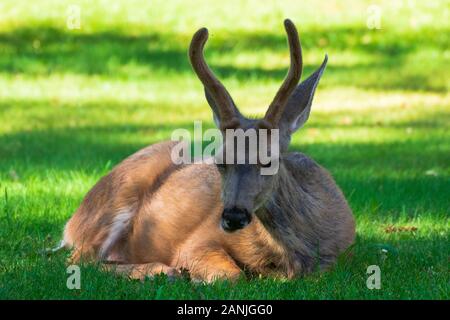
[280,55,328,133]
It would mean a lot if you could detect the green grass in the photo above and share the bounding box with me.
[0,0,449,299]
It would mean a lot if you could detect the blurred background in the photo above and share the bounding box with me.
[0,0,448,299]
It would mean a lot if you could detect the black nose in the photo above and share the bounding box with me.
[221,207,252,232]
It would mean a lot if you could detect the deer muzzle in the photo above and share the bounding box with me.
[221,207,252,232]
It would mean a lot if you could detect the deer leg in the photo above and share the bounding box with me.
[186,248,243,283]
[104,262,182,281]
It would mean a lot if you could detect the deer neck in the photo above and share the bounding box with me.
[255,163,318,275]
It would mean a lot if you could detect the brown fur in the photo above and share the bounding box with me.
[64,140,354,281]
[62,19,355,282]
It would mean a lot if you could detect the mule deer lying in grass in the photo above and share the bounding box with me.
[62,19,355,282]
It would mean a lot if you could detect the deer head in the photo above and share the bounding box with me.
[189,19,328,232]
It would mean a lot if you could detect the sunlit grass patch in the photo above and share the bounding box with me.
[0,0,449,299]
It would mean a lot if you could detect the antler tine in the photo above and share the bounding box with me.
[263,19,303,127]
[189,28,238,127]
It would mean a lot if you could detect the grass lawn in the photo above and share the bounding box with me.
[0,0,448,299]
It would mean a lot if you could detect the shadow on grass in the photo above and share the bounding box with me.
[1,120,448,216]
[0,211,447,299]
[0,26,447,92]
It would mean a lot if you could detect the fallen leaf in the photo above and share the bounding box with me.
[384,225,418,233]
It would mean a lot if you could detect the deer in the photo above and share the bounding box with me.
[60,19,355,282]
